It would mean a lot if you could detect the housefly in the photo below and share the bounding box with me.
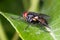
[23,12,50,30]
[11,11,50,31]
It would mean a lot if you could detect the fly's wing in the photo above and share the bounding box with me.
[39,14,50,20]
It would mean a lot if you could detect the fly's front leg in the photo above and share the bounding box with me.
[11,15,24,21]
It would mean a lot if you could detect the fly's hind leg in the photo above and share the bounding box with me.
[24,23,32,30]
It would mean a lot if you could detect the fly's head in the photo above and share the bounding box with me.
[23,11,28,19]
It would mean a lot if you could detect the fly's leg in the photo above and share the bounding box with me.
[24,24,31,30]
[24,25,29,30]
[11,16,24,21]
[24,22,33,31]
[45,25,51,29]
